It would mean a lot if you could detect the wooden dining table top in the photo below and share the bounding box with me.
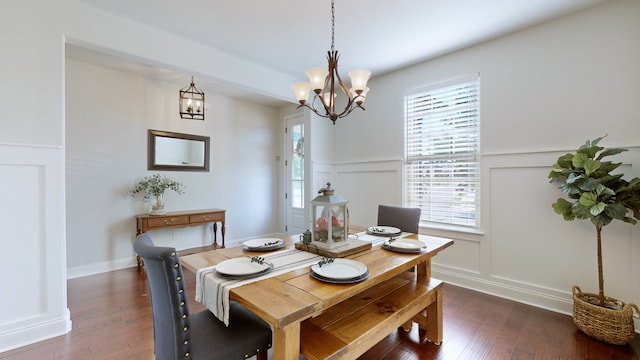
[180,227,454,359]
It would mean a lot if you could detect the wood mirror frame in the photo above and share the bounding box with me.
[148,129,210,172]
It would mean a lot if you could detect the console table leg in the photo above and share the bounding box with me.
[221,221,226,248]
[213,222,218,248]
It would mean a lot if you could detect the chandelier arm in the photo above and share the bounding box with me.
[318,51,334,112]
[332,63,353,105]
[311,93,331,117]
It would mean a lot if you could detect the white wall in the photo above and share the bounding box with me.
[0,0,70,353]
[324,0,640,327]
[65,59,283,277]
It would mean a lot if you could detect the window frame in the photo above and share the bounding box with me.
[404,74,481,232]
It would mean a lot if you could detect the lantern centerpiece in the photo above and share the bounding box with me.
[311,182,349,249]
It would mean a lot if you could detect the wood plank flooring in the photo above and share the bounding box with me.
[0,266,637,360]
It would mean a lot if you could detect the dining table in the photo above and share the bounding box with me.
[180,227,454,360]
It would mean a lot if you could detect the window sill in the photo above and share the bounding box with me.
[419,222,484,242]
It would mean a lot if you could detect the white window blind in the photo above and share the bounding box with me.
[405,75,480,228]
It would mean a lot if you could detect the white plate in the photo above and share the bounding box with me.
[216,257,271,276]
[367,226,401,236]
[243,238,284,249]
[310,258,368,280]
[310,269,370,284]
[385,239,426,250]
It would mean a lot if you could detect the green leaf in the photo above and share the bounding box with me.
[577,177,599,192]
[572,203,592,219]
[582,158,601,177]
[605,203,627,220]
[599,185,615,197]
[565,173,583,184]
[579,192,597,207]
[553,154,574,170]
[572,152,588,169]
[596,147,627,160]
[591,213,613,227]
[589,202,606,216]
[548,170,566,184]
[552,198,575,221]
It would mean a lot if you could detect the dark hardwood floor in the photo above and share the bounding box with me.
[1,266,637,360]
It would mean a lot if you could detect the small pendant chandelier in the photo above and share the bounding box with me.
[291,0,371,124]
[179,76,205,120]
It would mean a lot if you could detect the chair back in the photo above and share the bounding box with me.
[134,233,191,360]
[377,205,422,233]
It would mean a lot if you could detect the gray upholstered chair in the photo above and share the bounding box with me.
[377,204,422,233]
[134,233,272,360]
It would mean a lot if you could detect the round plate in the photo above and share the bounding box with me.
[367,226,402,236]
[242,238,285,251]
[386,239,425,250]
[216,266,272,279]
[382,239,427,253]
[216,257,271,276]
[310,269,370,284]
[310,258,368,280]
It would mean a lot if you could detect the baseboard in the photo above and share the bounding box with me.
[432,265,640,335]
[0,309,72,353]
[433,265,574,316]
[67,257,137,279]
[66,233,286,279]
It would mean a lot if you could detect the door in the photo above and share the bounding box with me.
[285,114,306,235]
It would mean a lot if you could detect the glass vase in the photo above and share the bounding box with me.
[150,193,167,215]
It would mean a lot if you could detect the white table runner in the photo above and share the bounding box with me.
[195,248,322,326]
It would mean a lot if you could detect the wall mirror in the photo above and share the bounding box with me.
[148,129,210,171]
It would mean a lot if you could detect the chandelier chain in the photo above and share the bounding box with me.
[330,0,335,52]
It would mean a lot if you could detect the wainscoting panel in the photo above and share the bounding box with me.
[440,149,639,328]
[317,150,639,332]
[333,160,403,227]
[0,144,70,352]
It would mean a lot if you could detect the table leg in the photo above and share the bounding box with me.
[417,286,443,345]
[220,221,225,248]
[416,260,430,278]
[273,322,301,360]
[212,222,218,248]
[136,230,144,270]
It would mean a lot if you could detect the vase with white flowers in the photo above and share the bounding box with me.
[130,174,185,215]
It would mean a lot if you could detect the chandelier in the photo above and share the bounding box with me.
[291,0,371,124]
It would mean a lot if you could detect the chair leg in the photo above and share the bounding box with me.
[257,350,268,360]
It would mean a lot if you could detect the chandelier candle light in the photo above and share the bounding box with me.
[291,0,371,124]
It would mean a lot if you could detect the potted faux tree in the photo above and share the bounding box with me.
[130,173,184,215]
[548,135,640,344]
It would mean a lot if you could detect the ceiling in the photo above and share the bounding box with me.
[71,0,606,106]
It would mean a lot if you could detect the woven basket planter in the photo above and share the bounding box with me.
[572,286,639,345]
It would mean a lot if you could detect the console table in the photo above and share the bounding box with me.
[135,209,225,268]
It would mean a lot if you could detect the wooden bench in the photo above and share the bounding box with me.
[300,272,443,360]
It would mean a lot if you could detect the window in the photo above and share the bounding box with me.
[404,74,480,229]
[290,123,304,209]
